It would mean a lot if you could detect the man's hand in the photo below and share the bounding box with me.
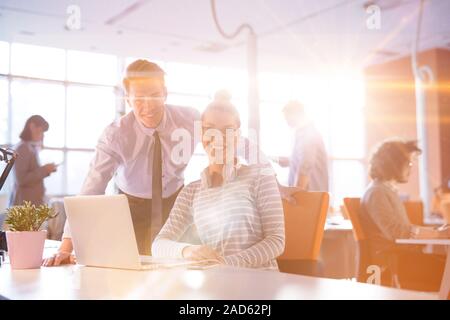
[270,156,289,168]
[278,184,304,205]
[182,245,221,262]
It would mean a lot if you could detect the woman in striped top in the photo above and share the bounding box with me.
[152,93,285,270]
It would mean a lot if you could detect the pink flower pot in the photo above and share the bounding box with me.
[6,230,47,269]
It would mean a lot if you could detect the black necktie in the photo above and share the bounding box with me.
[151,131,163,240]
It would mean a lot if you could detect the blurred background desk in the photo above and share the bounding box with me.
[396,238,450,300]
[320,218,356,279]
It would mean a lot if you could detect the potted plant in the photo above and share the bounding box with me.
[4,201,57,269]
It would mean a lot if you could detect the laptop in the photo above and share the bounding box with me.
[64,194,217,270]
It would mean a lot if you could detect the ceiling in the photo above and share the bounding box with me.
[0,0,449,73]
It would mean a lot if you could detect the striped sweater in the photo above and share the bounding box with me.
[152,164,285,270]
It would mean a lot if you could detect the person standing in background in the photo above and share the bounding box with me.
[9,115,57,207]
[276,101,329,192]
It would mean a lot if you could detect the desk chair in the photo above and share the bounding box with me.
[343,197,399,287]
[277,191,329,276]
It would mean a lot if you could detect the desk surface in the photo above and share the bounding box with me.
[0,264,437,300]
[396,239,450,246]
[0,242,435,300]
[325,218,353,231]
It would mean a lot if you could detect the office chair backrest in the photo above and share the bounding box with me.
[343,198,366,241]
[278,191,329,261]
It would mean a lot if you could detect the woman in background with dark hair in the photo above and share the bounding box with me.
[9,115,57,207]
[361,138,448,291]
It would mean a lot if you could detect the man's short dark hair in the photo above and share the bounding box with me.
[19,115,49,141]
[369,138,422,182]
[123,59,166,92]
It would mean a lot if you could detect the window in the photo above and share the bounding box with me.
[10,80,65,147]
[329,108,365,159]
[67,50,118,85]
[259,72,294,102]
[0,79,8,144]
[331,160,366,207]
[10,43,65,80]
[66,151,94,195]
[166,62,212,96]
[66,85,116,148]
[210,67,248,101]
[0,41,9,74]
[2,42,119,198]
[39,149,65,195]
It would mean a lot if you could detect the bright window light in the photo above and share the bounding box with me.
[331,160,366,207]
[66,85,116,148]
[166,62,212,96]
[10,80,65,147]
[67,50,118,85]
[209,67,248,101]
[11,43,65,80]
[66,151,95,195]
[0,41,9,74]
[39,149,65,195]
[0,79,8,144]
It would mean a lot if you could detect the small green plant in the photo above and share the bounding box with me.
[5,201,57,232]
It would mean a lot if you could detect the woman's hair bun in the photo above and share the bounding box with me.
[214,89,232,103]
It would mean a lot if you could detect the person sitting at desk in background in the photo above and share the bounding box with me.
[152,93,286,270]
[9,115,57,208]
[274,101,329,192]
[360,138,448,291]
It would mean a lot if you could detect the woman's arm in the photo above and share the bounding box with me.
[151,183,196,258]
[222,167,285,268]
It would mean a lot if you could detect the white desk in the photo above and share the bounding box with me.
[396,238,450,300]
[0,241,436,300]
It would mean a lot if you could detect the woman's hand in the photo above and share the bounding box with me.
[42,251,76,266]
[182,245,221,262]
[42,238,75,266]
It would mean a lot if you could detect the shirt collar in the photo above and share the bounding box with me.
[135,107,168,137]
[200,161,243,189]
[295,121,313,133]
[26,141,42,152]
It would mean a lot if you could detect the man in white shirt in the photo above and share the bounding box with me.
[276,101,329,192]
[44,59,200,264]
